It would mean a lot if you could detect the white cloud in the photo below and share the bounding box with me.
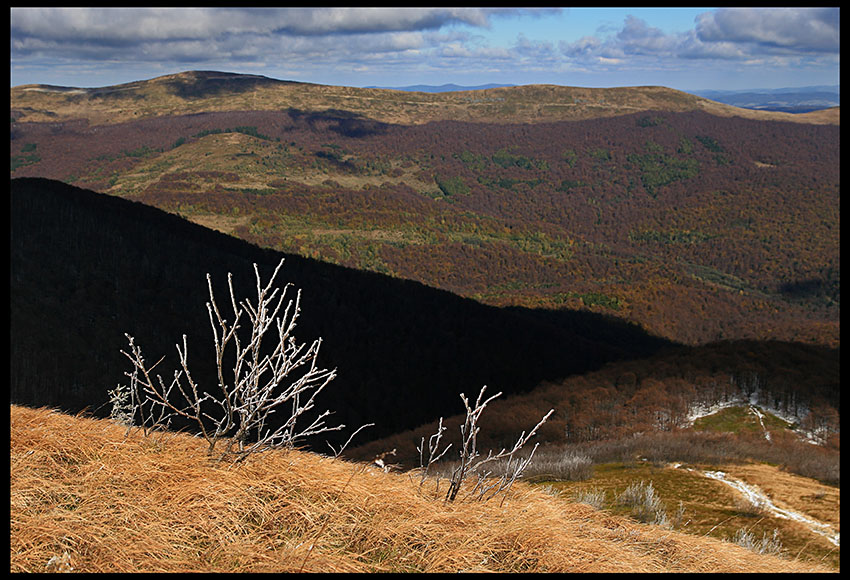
[559,9,840,63]
[9,7,519,45]
[8,7,838,89]
[9,7,532,68]
[695,8,839,53]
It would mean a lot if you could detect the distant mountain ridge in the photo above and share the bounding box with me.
[10,69,839,127]
[690,85,839,113]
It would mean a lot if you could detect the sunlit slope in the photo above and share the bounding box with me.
[10,70,839,126]
[10,405,831,573]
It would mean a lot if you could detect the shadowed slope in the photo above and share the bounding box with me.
[11,177,668,447]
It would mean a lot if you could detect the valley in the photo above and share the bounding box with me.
[11,74,840,347]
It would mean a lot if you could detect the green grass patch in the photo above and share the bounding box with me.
[692,406,795,435]
[11,153,41,171]
[537,459,838,569]
[434,174,470,197]
[491,147,549,171]
[625,152,700,198]
[553,291,621,310]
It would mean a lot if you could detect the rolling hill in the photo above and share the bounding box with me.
[10,72,840,347]
[10,69,840,574]
[692,85,840,114]
[10,70,839,127]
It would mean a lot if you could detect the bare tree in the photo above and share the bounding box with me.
[118,258,348,462]
[419,385,553,503]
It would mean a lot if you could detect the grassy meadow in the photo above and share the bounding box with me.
[10,404,836,573]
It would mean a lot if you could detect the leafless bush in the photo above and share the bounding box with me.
[670,501,687,529]
[524,448,594,481]
[617,480,669,526]
[107,381,133,429]
[116,259,353,462]
[732,528,784,557]
[573,487,607,509]
[416,417,451,487]
[418,385,553,504]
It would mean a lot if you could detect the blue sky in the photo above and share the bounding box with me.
[10,7,840,92]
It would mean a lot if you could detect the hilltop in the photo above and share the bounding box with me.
[10,70,839,127]
[10,404,833,573]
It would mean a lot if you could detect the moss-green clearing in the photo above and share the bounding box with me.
[692,406,795,436]
[537,460,839,569]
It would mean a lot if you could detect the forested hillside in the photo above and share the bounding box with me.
[10,107,840,346]
[11,177,669,446]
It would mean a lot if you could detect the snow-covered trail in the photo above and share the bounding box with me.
[670,465,839,547]
[748,405,771,441]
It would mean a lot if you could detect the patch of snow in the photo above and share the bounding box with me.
[685,398,745,426]
[685,397,825,447]
[673,466,839,547]
[748,406,771,441]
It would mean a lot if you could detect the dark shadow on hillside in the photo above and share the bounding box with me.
[285,108,389,137]
[163,71,300,100]
[11,177,674,448]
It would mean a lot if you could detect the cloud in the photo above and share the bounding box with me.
[9,7,524,47]
[560,8,840,63]
[8,7,837,89]
[9,7,546,70]
[695,8,839,53]
[615,15,679,55]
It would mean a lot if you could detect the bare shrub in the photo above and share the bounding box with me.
[616,480,670,526]
[107,381,133,429]
[416,417,452,487]
[418,385,553,503]
[732,528,784,557]
[733,495,769,518]
[517,447,593,481]
[573,487,607,510]
[671,501,688,529]
[116,259,355,462]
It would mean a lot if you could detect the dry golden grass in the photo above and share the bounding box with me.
[722,463,840,529]
[10,404,833,573]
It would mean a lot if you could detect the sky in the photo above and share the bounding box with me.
[9,7,840,92]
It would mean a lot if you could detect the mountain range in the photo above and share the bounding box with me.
[10,70,839,448]
[10,71,840,348]
[690,85,840,114]
[9,72,840,569]
[11,176,670,446]
[370,82,840,114]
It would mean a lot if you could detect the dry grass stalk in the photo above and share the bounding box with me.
[11,404,833,573]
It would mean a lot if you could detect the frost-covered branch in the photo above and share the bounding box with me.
[116,258,356,462]
[431,385,553,503]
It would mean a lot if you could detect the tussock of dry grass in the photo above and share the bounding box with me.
[10,405,831,573]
